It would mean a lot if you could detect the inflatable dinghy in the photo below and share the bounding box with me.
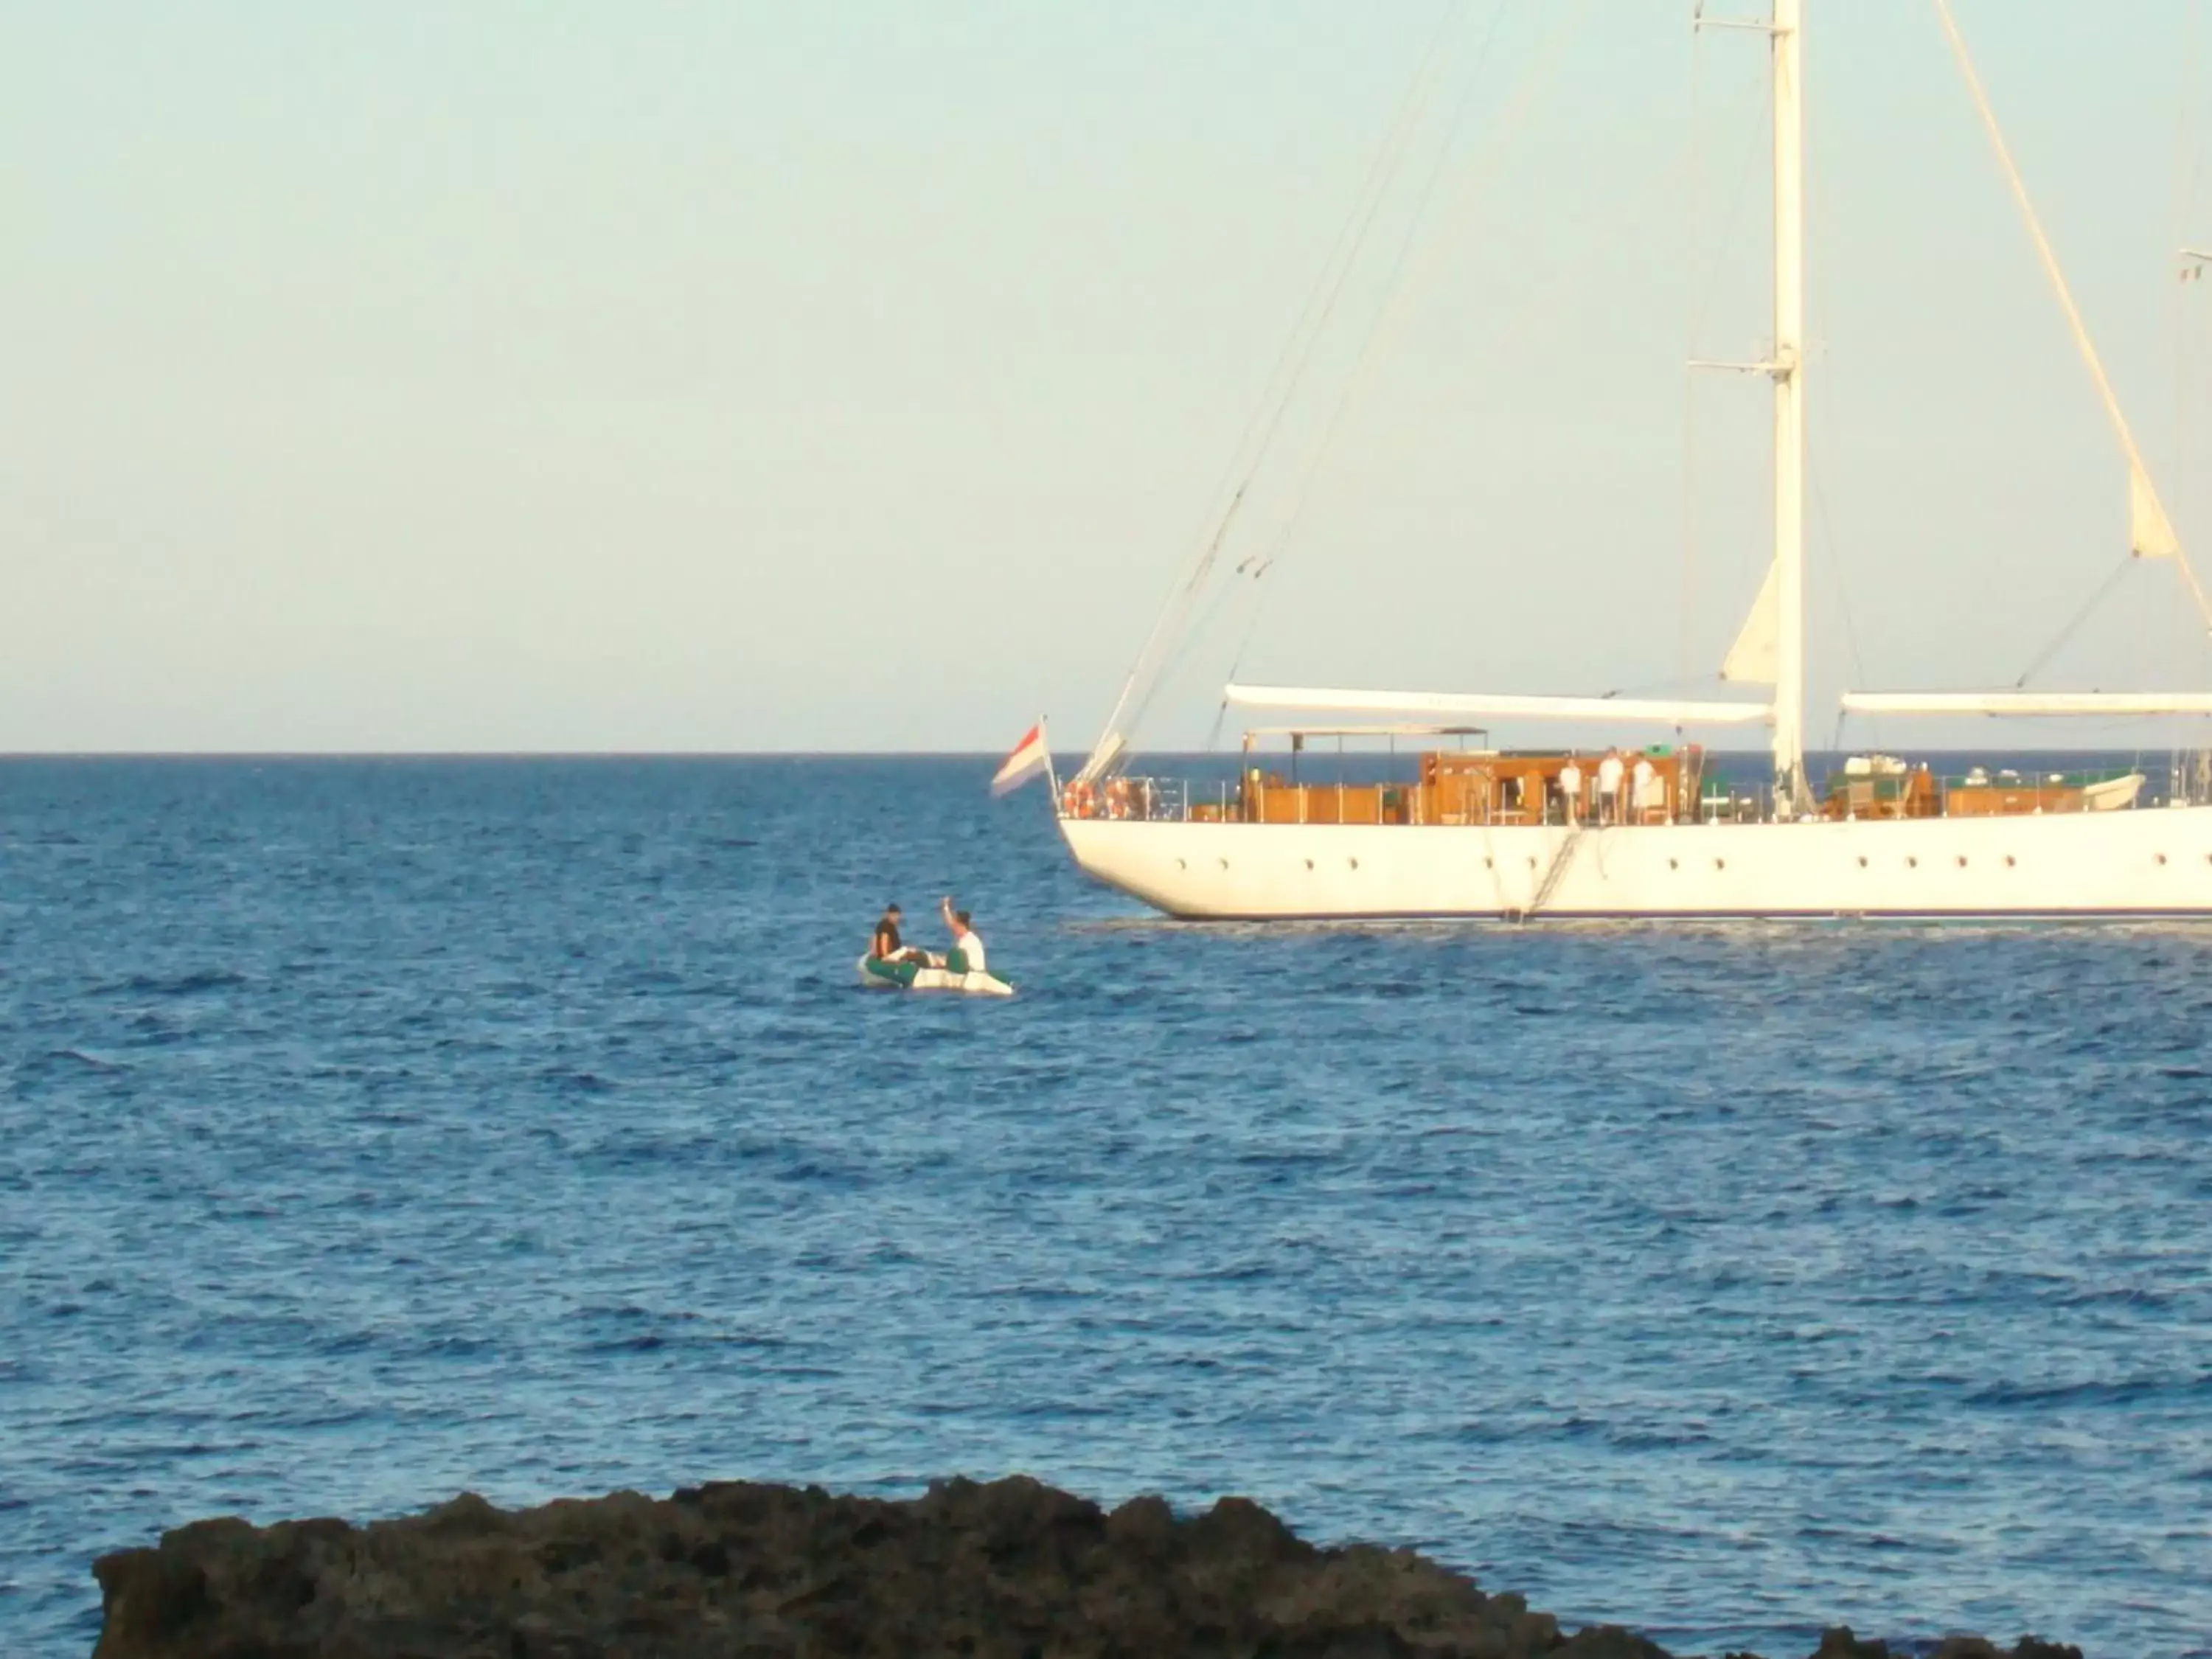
[857,954,1014,998]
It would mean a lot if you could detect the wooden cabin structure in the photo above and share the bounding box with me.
[1062,731,2145,828]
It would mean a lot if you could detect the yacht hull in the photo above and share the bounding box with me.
[1060,807,2212,919]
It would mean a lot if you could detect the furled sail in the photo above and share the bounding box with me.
[1073,730,1126,787]
[1841,690,2212,717]
[1719,560,1779,684]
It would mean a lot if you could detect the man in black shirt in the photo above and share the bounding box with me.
[869,903,917,964]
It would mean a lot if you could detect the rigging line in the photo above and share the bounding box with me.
[1217,555,1270,699]
[2183,0,2208,240]
[1684,55,1773,673]
[2178,0,2205,633]
[1370,1,1512,336]
[1151,0,1516,731]
[1211,2,1510,648]
[1932,0,2212,631]
[1594,672,1743,700]
[1263,0,1593,570]
[2010,553,2137,689]
[1091,0,1477,767]
[1192,0,1471,553]
[1202,689,1240,758]
[1229,0,1595,628]
[1801,75,1868,709]
[1115,8,1478,650]
[1231,0,1715,703]
[1251,4,1507,583]
[1686,64,1773,356]
[1681,5,1708,688]
[1806,448,1867,695]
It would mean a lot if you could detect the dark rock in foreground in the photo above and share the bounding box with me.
[91,1475,2079,1659]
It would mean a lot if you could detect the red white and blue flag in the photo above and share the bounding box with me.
[990,721,1052,797]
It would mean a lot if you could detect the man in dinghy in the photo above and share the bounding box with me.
[855,899,1012,996]
[940,896,987,976]
[869,903,926,967]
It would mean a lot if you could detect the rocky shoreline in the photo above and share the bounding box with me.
[91,1475,2080,1659]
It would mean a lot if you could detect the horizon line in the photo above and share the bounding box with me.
[0,743,2160,762]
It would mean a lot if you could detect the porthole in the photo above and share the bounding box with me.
[1857,855,1868,869]
[1956,855,1968,869]
[2005,855,2016,868]
[1217,858,1229,871]
[1484,857,1494,869]
[2156,853,2168,866]
[1303,858,1314,871]
[1348,858,1360,871]
[1907,856,1918,869]
[1668,858,1678,871]
[1175,858,1186,870]
[1714,858,1725,871]
[1527,856,1538,869]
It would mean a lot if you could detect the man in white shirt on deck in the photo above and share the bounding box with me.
[1557,759,1583,825]
[941,896,987,975]
[1596,750,1625,824]
[1631,754,1660,822]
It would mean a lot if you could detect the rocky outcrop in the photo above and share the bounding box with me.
[90,1475,2081,1659]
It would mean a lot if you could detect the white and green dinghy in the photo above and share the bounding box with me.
[855,954,1015,998]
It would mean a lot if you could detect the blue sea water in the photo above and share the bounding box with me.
[3,756,2210,1658]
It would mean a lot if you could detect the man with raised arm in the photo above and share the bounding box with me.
[940,896,987,976]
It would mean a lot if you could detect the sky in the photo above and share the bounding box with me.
[8,0,2212,754]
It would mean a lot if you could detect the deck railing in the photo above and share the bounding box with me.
[1057,764,2180,827]
[1057,776,1195,822]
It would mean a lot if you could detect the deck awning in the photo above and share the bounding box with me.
[1225,684,1775,726]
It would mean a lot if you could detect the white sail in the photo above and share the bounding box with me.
[1719,560,1781,684]
[1841,690,2212,717]
[1224,684,1773,725]
[2130,462,2181,560]
[1934,0,2206,617]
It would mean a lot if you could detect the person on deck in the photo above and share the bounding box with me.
[941,896,987,975]
[1631,753,1661,822]
[869,903,919,964]
[1557,759,1583,826]
[1596,750,1626,825]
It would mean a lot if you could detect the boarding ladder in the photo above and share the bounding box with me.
[1515,827,1585,921]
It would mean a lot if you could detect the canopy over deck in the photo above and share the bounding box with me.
[1239,723,1492,746]
[1225,684,1774,726]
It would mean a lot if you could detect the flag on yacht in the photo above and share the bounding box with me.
[990,722,1052,796]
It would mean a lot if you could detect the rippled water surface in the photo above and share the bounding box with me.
[4,757,2211,1657]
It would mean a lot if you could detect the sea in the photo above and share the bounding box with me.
[3,755,2208,1658]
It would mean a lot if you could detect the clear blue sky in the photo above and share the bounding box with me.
[7,1,2212,752]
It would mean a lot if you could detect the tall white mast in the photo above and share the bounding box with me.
[1771,0,1808,811]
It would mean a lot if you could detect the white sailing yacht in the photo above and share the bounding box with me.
[1054,0,2212,920]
